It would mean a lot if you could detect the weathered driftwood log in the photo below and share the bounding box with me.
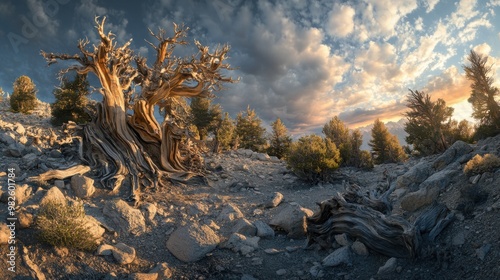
[28,165,91,182]
[307,190,453,259]
[307,193,420,258]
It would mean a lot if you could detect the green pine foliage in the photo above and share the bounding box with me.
[322,116,363,167]
[463,50,500,138]
[404,90,453,156]
[190,97,222,140]
[235,106,267,151]
[267,118,292,159]
[10,75,38,114]
[369,119,407,164]
[215,112,236,151]
[51,74,91,126]
[286,135,340,182]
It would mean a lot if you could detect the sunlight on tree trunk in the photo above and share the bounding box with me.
[41,17,237,202]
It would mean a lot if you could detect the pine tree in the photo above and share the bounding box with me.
[286,135,340,182]
[10,75,38,114]
[463,50,500,138]
[235,106,266,151]
[322,116,363,166]
[215,112,235,152]
[51,74,91,126]
[404,90,453,156]
[190,97,222,140]
[267,118,292,159]
[370,119,407,164]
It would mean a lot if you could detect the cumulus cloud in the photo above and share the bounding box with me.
[425,0,441,12]
[326,4,355,37]
[423,65,471,105]
[26,0,60,37]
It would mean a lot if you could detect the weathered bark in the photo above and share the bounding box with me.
[28,165,91,182]
[41,17,236,201]
[307,187,453,259]
[307,193,420,258]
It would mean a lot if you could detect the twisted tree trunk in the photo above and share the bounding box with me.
[307,184,454,259]
[41,17,236,201]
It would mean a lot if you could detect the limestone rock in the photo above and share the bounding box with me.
[83,215,105,239]
[15,184,32,205]
[400,185,440,212]
[149,262,173,279]
[18,211,34,229]
[269,203,313,238]
[141,203,157,226]
[112,243,136,265]
[265,192,284,208]
[419,169,458,192]
[0,223,10,244]
[54,180,65,189]
[396,160,433,190]
[40,186,67,206]
[166,223,220,262]
[0,131,16,145]
[217,203,244,223]
[97,244,115,256]
[253,220,275,239]
[103,199,146,236]
[14,123,26,135]
[322,246,351,267]
[232,218,257,236]
[378,257,397,275]
[334,233,351,247]
[70,174,95,198]
[222,233,260,254]
[128,273,158,280]
[351,240,369,256]
[433,140,472,171]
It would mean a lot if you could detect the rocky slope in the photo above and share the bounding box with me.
[0,99,499,280]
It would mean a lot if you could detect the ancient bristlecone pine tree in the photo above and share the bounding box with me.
[41,17,236,201]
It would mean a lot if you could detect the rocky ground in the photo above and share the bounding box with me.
[0,99,499,280]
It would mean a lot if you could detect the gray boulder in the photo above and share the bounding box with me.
[396,160,433,191]
[265,192,284,208]
[217,203,244,223]
[322,246,351,267]
[166,223,220,262]
[0,131,16,145]
[400,185,440,212]
[112,243,136,265]
[103,199,146,236]
[232,218,257,236]
[71,175,95,198]
[222,232,260,255]
[269,203,313,238]
[378,257,397,275]
[433,141,473,171]
[253,220,275,239]
[40,186,67,206]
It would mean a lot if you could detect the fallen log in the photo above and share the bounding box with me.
[307,193,420,258]
[28,165,91,182]
[307,190,453,259]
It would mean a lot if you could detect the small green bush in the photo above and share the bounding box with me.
[286,135,340,182]
[11,75,38,114]
[36,200,98,251]
[463,153,500,176]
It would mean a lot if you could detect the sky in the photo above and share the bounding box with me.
[1,0,500,137]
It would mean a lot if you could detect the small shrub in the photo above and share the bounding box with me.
[463,153,500,176]
[36,200,98,251]
[11,75,38,114]
[286,135,340,182]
